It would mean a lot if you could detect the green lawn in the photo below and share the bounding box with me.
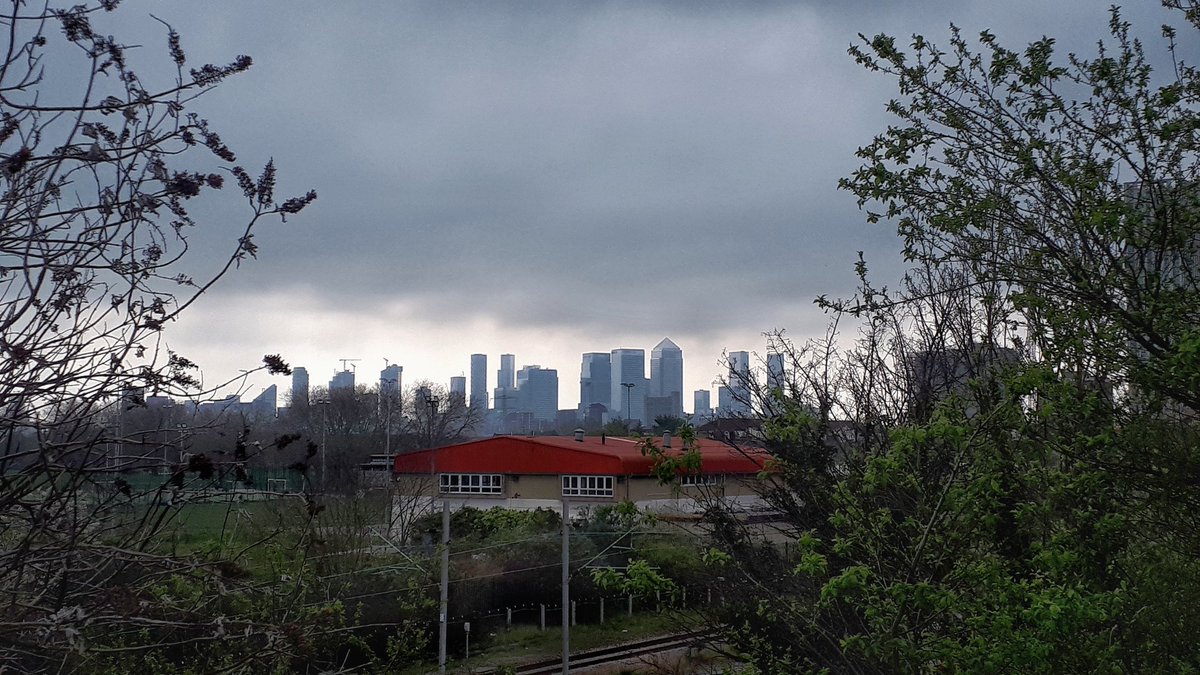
[107,497,312,564]
[155,500,282,547]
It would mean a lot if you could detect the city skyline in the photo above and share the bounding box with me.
[117,0,1191,434]
[141,1,1176,418]
[266,335,754,414]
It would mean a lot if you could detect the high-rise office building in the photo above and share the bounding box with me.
[493,385,517,415]
[727,350,751,415]
[717,385,735,416]
[494,353,518,421]
[470,354,487,411]
[766,352,785,393]
[498,354,515,390]
[579,352,611,413]
[694,389,711,419]
[610,349,647,425]
[248,385,277,419]
[650,337,684,417]
[291,367,309,406]
[449,376,467,403]
[330,369,355,392]
[516,365,559,424]
[729,350,751,382]
[380,364,403,395]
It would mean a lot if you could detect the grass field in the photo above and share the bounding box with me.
[148,499,285,551]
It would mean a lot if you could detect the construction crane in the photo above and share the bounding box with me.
[339,358,361,372]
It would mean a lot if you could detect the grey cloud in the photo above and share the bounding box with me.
[105,0,1200,389]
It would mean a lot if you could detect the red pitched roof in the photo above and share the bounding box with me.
[393,435,769,476]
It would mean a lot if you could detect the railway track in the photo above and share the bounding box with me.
[481,630,711,674]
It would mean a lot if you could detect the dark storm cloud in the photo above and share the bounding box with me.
[116,0,1195,344]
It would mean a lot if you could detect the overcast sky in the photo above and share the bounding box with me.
[91,0,1191,408]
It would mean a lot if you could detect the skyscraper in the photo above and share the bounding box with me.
[330,369,355,392]
[717,385,735,416]
[249,385,277,419]
[694,389,711,419]
[729,350,751,382]
[517,365,559,424]
[494,353,518,418]
[498,354,515,390]
[579,352,611,413]
[470,353,487,411]
[650,337,684,417]
[380,364,403,395]
[766,352,785,393]
[291,367,309,406]
[727,350,751,415]
[610,349,647,425]
[449,376,466,402]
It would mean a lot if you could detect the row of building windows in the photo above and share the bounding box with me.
[437,473,724,496]
[439,473,503,494]
[679,473,724,487]
[562,474,614,497]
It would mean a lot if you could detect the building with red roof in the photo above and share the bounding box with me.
[392,432,772,516]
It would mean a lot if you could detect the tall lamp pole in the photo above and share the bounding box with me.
[382,376,398,459]
[426,396,440,449]
[160,401,175,474]
[316,398,330,491]
[176,423,188,468]
[621,382,635,429]
[562,497,571,674]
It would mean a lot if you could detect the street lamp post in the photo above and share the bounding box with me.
[160,402,175,474]
[316,398,330,491]
[621,382,636,429]
[426,396,440,449]
[176,423,188,468]
[381,378,398,459]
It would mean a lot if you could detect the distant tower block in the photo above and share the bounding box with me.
[292,367,309,406]
[470,354,488,411]
[579,352,611,412]
[650,337,684,417]
[380,364,403,395]
[610,349,647,425]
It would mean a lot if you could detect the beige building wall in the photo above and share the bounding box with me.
[505,474,559,500]
[394,471,765,504]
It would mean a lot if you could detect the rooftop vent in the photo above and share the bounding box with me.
[663,431,672,448]
[574,428,585,442]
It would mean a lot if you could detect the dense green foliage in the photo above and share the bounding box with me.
[644,5,1200,673]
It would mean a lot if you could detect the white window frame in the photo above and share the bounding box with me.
[561,474,614,498]
[439,473,503,494]
[680,473,723,487]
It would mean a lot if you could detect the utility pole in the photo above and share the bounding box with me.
[439,499,449,673]
[562,497,570,674]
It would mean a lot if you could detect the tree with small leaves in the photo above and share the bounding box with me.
[0,2,330,671]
